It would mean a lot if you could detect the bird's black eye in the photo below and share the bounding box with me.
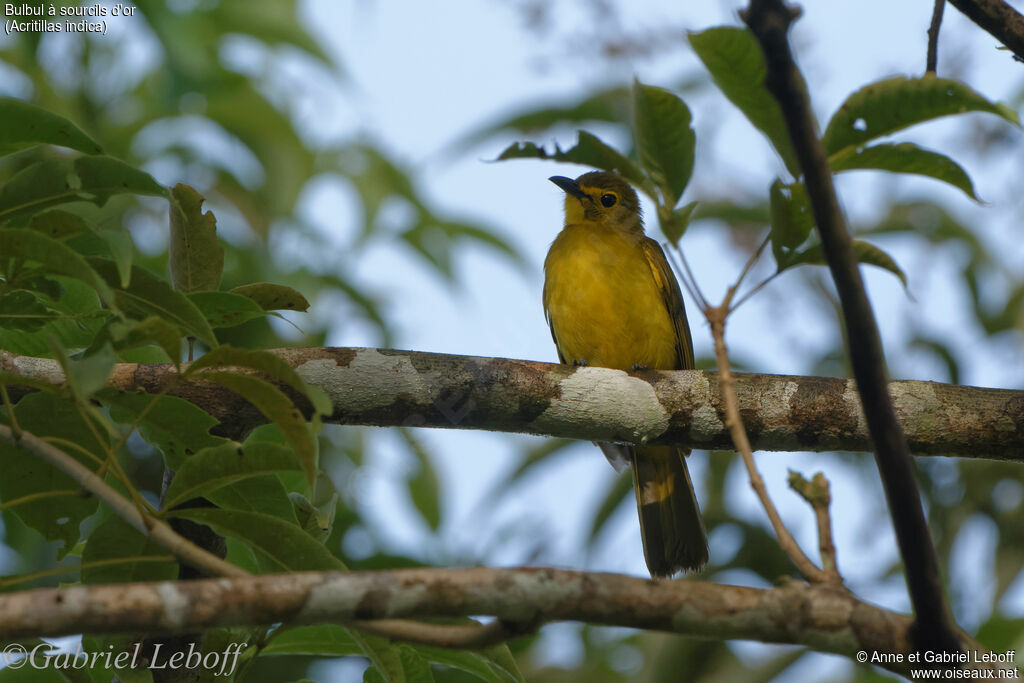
[600,193,617,207]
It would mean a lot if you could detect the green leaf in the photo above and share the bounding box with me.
[28,209,91,241]
[0,290,53,332]
[81,516,177,584]
[207,475,299,526]
[0,277,108,356]
[632,80,695,207]
[354,633,405,683]
[163,441,301,510]
[822,75,1020,156]
[198,372,319,488]
[184,345,332,416]
[410,643,524,683]
[828,142,979,200]
[662,201,699,246]
[101,390,226,470]
[168,508,345,571]
[212,0,333,64]
[449,87,630,153]
[97,229,134,288]
[495,131,655,198]
[0,229,115,308]
[769,180,813,255]
[60,341,116,400]
[289,472,339,542]
[786,239,908,287]
[89,260,218,347]
[168,184,225,293]
[0,97,104,156]
[90,316,182,364]
[0,155,166,222]
[188,290,268,328]
[229,282,310,312]
[689,27,800,176]
[261,625,361,656]
[0,393,103,557]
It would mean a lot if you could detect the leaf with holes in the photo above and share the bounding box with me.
[168,184,224,293]
[822,76,1018,156]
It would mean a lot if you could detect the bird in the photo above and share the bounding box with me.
[542,170,708,576]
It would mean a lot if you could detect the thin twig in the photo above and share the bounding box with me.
[927,0,946,73]
[743,0,961,655]
[665,241,710,311]
[0,423,248,579]
[729,270,782,312]
[351,618,539,650]
[727,235,772,309]
[788,471,842,583]
[706,306,828,583]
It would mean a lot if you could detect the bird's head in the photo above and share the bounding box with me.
[550,171,643,233]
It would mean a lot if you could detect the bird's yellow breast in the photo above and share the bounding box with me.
[543,223,679,370]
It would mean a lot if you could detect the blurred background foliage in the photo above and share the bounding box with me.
[1,0,1022,681]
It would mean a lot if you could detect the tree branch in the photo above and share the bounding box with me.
[2,348,1021,459]
[743,0,961,656]
[0,568,1012,680]
[708,305,827,583]
[946,0,1024,62]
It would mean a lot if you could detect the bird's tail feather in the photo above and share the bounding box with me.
[631,445,708,576]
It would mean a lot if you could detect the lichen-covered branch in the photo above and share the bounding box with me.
[0,567,1011,680]
[1,348,1021,459]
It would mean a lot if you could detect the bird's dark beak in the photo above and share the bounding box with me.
[549,175,585,199]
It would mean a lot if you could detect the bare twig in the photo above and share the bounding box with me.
[743,0,961,655]
[706,306,828,583]
[0,424,248,579]
[927,0,946,73]
[673,230,829,581]
[788,472,842,583]
[0,424,508,651]
[946,0,1024,62]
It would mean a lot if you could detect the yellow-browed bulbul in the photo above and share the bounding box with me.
[543,170,708,576]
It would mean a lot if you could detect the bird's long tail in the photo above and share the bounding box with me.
[630,446,708,576]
